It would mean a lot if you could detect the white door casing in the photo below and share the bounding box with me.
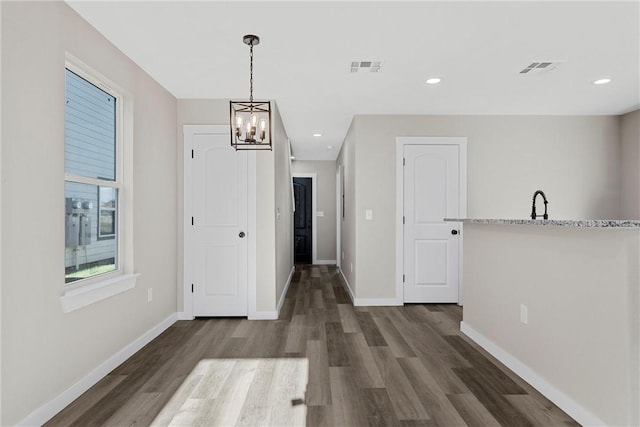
[395,137,467,304]
[183,125,254,317]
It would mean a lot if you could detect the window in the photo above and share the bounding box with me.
[64,68,120,284]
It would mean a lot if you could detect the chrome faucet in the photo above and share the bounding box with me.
[531,190,549,220]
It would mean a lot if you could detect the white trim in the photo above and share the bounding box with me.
[338,267,355,303]
[248,311,279,320]
[315,260,336,265]
[395,137,467,305]
[17,313,178,427]
[460,322,606,427]
[60,273,139,313]
[292,173,318,264]
[276,266,296,314]
[247,151,258,319]
[336,165,342,269]
[354,297,403,307]
[177,312,194,320]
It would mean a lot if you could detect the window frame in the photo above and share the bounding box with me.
[61,55,137,312]
[64,63,123,286]
[97,185,117,241]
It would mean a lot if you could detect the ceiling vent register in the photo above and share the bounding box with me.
[350,61,381,73]
[519,61,563,74]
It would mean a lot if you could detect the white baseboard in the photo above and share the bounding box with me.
[277,266,296,313]
[314,260,336,265]
[177,312,194,320]
[247,266,294,321]
[18,313,178,427]
[460,321,606,427]
[248,311,278,320]
[338,267,355,303]
[353,297,403,307]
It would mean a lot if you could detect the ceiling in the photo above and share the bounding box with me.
[66,1,640,161]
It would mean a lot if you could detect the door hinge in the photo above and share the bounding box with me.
[403,216,405,224]
[403,157,406,166]
[191,149,194,159]
[191,217,194,226]
[191,283,194,293]
[403,274,405,283]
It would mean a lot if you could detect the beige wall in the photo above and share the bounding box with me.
[292,160,337,262]
[176,100,293,314]
[341,114,622,301]
[1,2,178,425]
[336,121,357,295]
[273,105,295,308]
[463,224,639,426]
[621,109,640,219]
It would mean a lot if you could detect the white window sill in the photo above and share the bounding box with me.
[60,273,139,313]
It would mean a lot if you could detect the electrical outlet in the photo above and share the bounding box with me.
[520,304,528,324]
[148,288,153,303]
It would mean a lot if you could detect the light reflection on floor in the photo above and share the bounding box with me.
[151,358,309,427]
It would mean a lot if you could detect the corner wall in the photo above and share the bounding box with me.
[336,121,357,296]
[273,106,295,307]
[621,109,640,219]
[1,2,178,425]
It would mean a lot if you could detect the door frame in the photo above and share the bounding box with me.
[395,137,467,305]
[292,172,317,264]
[182,125,257,319]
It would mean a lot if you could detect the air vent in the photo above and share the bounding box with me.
[350,61,382,73]
[519,61,563,74]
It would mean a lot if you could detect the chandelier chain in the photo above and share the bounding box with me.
[249,42,254,103]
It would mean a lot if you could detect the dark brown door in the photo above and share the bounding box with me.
[293,177,312,264]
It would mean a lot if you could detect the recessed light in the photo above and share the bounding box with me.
[593,78,612,85]
[426,78,441,85]
[313,133,322,137]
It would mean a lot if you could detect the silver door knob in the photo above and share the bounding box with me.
[239,231,246,238]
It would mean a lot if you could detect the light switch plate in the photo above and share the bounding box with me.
[365,209,373,220]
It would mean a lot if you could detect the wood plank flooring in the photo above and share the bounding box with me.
[45,265,579,426]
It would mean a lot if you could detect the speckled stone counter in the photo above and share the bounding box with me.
[444,218,640,228]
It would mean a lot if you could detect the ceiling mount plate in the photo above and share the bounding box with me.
[243,34,260,46]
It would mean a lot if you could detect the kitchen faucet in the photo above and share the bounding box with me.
[531,190,549,220]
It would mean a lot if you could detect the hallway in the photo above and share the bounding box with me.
[46,265,578,426]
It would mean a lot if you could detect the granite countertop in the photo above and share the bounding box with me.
[444,218,640,228]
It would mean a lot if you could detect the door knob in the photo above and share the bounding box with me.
[239,231,246,238]
[451,229,459,235]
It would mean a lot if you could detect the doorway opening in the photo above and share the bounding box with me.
[293,177,312,264]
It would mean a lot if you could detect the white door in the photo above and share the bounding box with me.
[190,131,248,316]
[403,144,461,303]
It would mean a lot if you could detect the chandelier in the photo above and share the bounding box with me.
[230,35,272,150]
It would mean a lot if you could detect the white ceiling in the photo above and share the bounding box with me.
[66,1,640,161]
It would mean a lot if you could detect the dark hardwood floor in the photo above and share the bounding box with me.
[46,265,579,426]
